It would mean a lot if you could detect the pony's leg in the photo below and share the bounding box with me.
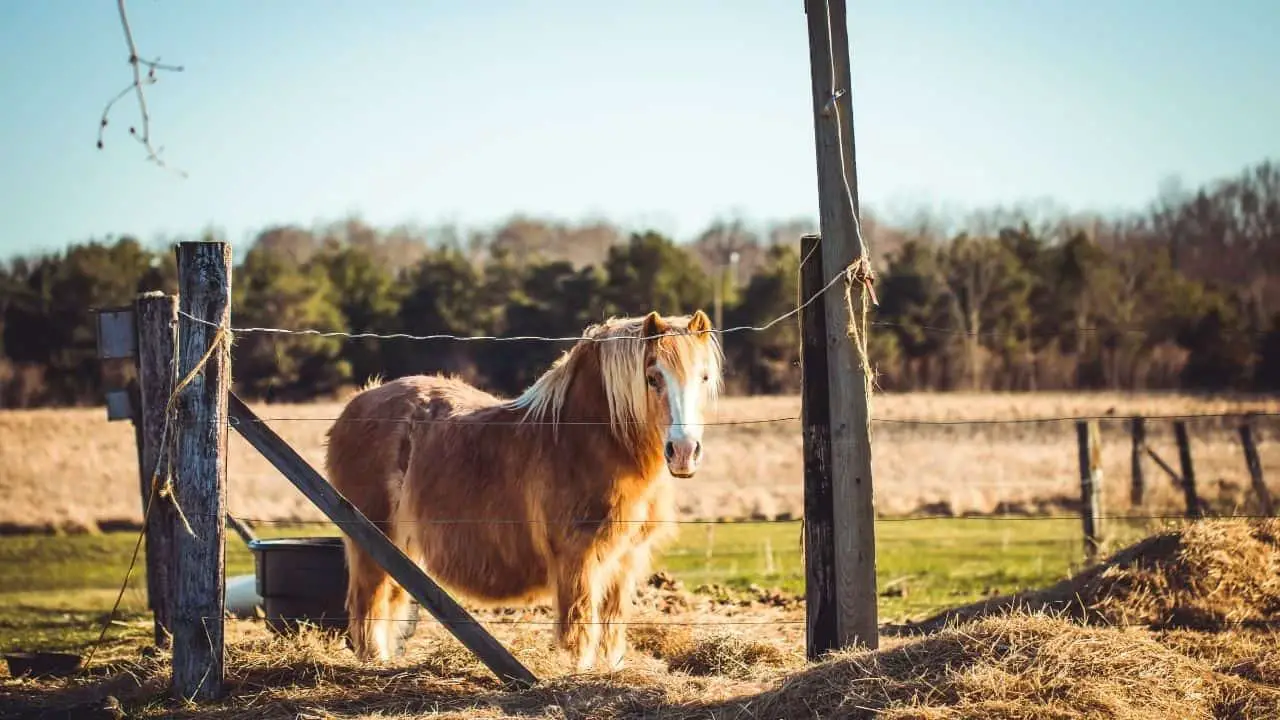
[364,577,403,662]
[381,511,422,658]
[379,583,414,659]
[346,520,418,662]
[345,543,398,662]
[596,556,640,666]
[552,543,605,672]
[598,550,644,671]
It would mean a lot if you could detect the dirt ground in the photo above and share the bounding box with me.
[1,391,1277,534]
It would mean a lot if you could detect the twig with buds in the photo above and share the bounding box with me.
[97,0,187,177]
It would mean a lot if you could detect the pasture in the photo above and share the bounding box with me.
[2,391,1278,535]
[0,516,1136,654]
[3,390,1279,717]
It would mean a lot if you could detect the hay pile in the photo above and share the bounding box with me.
[7,615,1275,719]
[630,624,796,679]
[908,518,1280,633]
[4,520,1279,719]
[697,614,1279,719]
[0,625,760,720]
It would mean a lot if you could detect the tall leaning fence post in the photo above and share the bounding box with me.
[134,291,179,647]
[802,0,879,653]
[171,241,233,702]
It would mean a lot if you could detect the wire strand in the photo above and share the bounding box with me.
[229,414,803,428]
[174,307,1276,347]
[211,513,1276,528]
[182,614,1280,630]
[201,409,1280,430]
[174,258,850,343]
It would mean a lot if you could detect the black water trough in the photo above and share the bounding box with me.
[246,536,419,650]
[248,536,349,634]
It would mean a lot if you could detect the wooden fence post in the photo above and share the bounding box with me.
[1076,420,1102,560]
[1239,416,1272,516]
[1173,421,1201,519]
[1130,416,1145,507]
[800,233,838,661]
[134,291,178,647]
[171,241,232,701]
[803,0,878,651]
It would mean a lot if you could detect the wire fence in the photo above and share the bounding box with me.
[206,512,1279,528]
[23,366,1278,689]
[80,272,1275,664]
[210,403,1278,535]
[197,409,1280,425]
[148,615,1280,630]
[178,307,1275,345]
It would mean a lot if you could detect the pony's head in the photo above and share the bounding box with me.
[634,310,723,478]
[510,309,723,477]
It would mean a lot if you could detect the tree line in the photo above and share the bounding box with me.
[1,158,1278,408]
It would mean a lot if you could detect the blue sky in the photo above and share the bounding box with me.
[1,0,1276,258]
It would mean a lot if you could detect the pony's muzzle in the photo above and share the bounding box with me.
[664,438,702,477]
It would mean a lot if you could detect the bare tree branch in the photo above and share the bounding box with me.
[97,0,187,177]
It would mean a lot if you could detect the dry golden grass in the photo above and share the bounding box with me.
[5,519,1280,719]
[1,391,1277,533]
[18,617,1276,719]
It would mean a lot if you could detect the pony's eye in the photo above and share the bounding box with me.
[646,374,661,389]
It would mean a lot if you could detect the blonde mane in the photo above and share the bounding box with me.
[507,314,722,437]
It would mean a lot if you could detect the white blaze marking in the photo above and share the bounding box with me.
[662,366,705,447]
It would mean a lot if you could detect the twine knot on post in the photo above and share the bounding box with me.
[844,256,878,308]
[842,257,876,400]
[162,323,234,538]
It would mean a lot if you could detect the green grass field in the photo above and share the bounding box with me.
[0,517,1165,656]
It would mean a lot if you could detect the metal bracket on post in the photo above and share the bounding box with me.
[105,389,134,421]
[95,307,138,360]
[95,306,139,422]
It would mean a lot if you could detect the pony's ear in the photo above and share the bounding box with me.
[688,309,712,336]
[642,311,668,339]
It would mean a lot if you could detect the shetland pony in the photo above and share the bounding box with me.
[324,310,723,670]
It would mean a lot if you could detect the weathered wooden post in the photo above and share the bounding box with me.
[171,241,232,701]
[802,0,878,652]
[134,291,179,647]
[1239,416,1272,516]
[1173,421,1202,519]
[1076,420,1103,560]
[800,233,839,660]
[1130,416,1145,507]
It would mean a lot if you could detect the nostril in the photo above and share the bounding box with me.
[693,441,703,460]
[664,442,675,461]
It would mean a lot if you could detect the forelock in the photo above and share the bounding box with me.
[651,318,723,396]
[511,314,724,438]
